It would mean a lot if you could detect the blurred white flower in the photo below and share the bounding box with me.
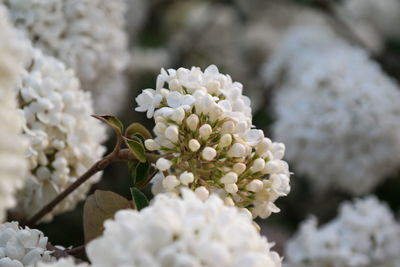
[265,25,400,195]
[136,65,291,219]
[0,5,28,222]
[0,222,54,266]
[14,47,107,222]
[2,0,130,114]
[285,197,400,267]
[37,257,88,267]
[87,190,282,267]
[336,0,400,53]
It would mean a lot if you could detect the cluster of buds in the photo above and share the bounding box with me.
[135,65,290,218]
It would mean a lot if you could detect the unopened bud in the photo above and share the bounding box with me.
[219,134,232,148]
[144,139,160,151]
[162,175,180,190]
[246,179,264,192]
[225,183,238,194]
[156,158,172,171]
[227,143,246,158]
[202,147,217,161]
[171,107,185,124]
[199,124,212,140]
[165,125,179,143]
[220,172,238,184]
[188,139,201,152]
[251,158,266,173]
[195,186,209,200]
[179,171,194,185]
[186,114,199,131]
[233,163,246,174]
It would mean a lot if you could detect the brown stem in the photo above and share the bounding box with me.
[26,149,147,227]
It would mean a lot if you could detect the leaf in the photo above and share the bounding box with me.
[83,190,132,243]
[124,137,146,163]
[125,123,152,140]
[129,160,150,185]
[130,187,149,211]
[92,115,123,134]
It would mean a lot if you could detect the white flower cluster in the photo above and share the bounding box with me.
[0,222,54,266]
[38,257,88,267]
[265,25,400,195]
[136,65,290,218]
[336,0,400,52]
[2,0,130,114]
[87,190,282,267]
[0,4,28,222]
[285,197,400,267]
[14,47,107,222]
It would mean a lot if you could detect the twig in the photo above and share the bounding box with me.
[27,149,141,226]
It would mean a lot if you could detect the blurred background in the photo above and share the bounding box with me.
[26,0,400,257]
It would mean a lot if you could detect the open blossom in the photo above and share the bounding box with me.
[0,222,54,266]
[0,4,28,222]
[265,25,400,196]
[285,197,400,267]
[14,47,107,222]
[87,189,282,267]
[2,0,130,114]
[136,65,290,219]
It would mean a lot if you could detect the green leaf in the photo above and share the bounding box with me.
[124,137,146,163]
[83,190,132,243]
[92,115,123,134]
[130,187,149,211]
[125,122,152,140]
[130,160,150,185]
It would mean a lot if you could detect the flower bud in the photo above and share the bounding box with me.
[162,175,180,190]
[188,139,201,152]
[194,186,209,200]
[202,147,217,161]
[233,163,246,174]
[179,171,194,185]
[246,179,263,192]
[220,172,238,184]
[263,160,283,174]
[225,183,238,194]
[221,121,235,134]
[219,134,232,148]
[156,158,172,171]
[186,114,199,131]
[169,79,181,91]
[154,122,167,135]
[256,137,272,155]
[224,197,235,206]
[251,158,266,173]
[144,139,160,151]
[164,125,179,143]
[209,104,224,122]
[171,107,185,124]
[199,124,212,140]
[227,143,246,157]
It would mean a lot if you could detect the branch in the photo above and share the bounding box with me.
[26,149,144,227]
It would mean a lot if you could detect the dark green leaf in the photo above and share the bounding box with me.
[92,115,123,134]
[130,187,149,210]
[125,122,152,140]
[124,137,146,163]
[133,161,150,185]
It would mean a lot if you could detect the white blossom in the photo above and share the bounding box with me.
[285,197,400,267]
[0,5,28,222]
[37,257,88,267]
[14,47,107,222]
[136,65,291,219]
[335,0,400,53]
[87,190,282,267]
[0,222,54,266]
[2,0,130,114]
[265,25,400,195]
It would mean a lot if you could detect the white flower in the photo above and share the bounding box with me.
[135,89,163,118]
[0,222,54,266]
[136,65,291,218]
[265,25,400,195]
[0,5,28,222]
[3,0,130,114]
[37,257,88,267]
[14,47,107,222]
[87,190,282,267]
[285,197,400,267]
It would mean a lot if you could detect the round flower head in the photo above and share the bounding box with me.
[136,65,290,219]
[37,257,88,267]
[0,221,54,266]
[14,46,107,222]
[265,25,400,195]
[3,0,130,114]
[0,5,28,222]
[87,189,282,267]
[285,197,400,267]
